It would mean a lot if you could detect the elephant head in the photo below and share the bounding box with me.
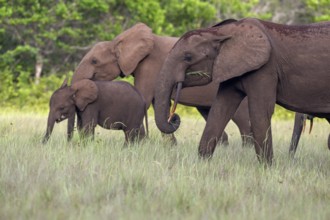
[43,79,98,143]
[154,19,271,134]
[71,23,154,83]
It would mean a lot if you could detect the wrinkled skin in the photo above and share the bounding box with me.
[71,23,252,146]
[289,113,330,157]
[43,79,148,144]
[154,18,330,165]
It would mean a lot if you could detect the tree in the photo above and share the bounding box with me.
[0,0,219,82]
[0,0,122,82]
[306,0,330,21]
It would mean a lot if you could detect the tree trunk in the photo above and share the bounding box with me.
[35,53,43,84]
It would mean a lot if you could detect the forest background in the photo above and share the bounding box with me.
[0,0,329,118]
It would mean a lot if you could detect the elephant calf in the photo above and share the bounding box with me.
[43,79,148,144]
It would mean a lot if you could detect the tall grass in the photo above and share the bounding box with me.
[0,113,329,220]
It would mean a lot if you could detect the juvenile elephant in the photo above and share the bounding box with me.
[289,113,330,157]
[154,18,330,164]
[71,23,252,145]
[43,79,148,144]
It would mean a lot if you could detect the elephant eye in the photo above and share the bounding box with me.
[91,58,98,65]
[184,53,192,62]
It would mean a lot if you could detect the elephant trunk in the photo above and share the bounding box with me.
[154,76,181,134]
[71,61,95,84]
[43,110,56,144]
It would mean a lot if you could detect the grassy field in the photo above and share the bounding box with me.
[0,112,329,220]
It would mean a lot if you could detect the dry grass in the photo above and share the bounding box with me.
[0,112,329,220]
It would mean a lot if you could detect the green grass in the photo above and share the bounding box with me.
[0,113,329,220]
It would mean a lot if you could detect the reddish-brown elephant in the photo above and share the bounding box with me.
[71,23,252,145]
[153,18,330,164]
[43,79,148,145]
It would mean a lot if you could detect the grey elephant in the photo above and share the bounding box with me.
[153,18,330,164]
[290,113,330,157]
[70,22,252,146]
[43,79,148,144]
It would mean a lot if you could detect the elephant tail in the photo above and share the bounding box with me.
[302,115,314,134]
[309,118,313,134]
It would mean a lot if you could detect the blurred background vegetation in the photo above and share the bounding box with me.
[0,0,329,117]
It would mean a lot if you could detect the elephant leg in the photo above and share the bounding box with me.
[198,84,245,158]
[67,113,75,141]
[76,112,84,136]
[123,130,130,146]
[79,116,96,140]
[127,128,137,143]
[289,113,305,157]
[231,97,252,146]
[247,96,276,165]
[81,124,95,140]
[138,124,146,140]
[131,125,145,142]
[196,106,228,145]
[125,127,144,144]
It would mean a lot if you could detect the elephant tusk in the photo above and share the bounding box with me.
[309,118,313,134]
[168,82,182,123]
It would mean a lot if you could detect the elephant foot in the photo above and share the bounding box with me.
[198,138,217,159]
[198,150,213,160]
[198,146,216,160]
[256,152,273,167]
[242,134,254,147]
[289,149,296,159]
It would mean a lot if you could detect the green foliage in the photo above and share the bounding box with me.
[306,0,330,21]
[0,0,122,76]
[0,69,71,112]
[273,105,295,120]
[0,0,326,113]
[161,0,217,35]
[124,0,167,34]
[210,0,272,20]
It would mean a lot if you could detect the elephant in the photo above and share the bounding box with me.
[289,113,330,157]
[153,18,330,164]
[70,22,252,145]
[43,79,148,144]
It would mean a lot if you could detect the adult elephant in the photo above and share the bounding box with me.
[71,23,252,145]
[154,18,330,164]
[289,113,330,157]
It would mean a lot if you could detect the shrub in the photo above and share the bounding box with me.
[0,70,72,112]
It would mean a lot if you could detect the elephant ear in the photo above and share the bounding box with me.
[71,79,98,111]
[114,23,155,76]
[212,21,271,83]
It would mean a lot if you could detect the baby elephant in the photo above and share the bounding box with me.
[43,79,148,144]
